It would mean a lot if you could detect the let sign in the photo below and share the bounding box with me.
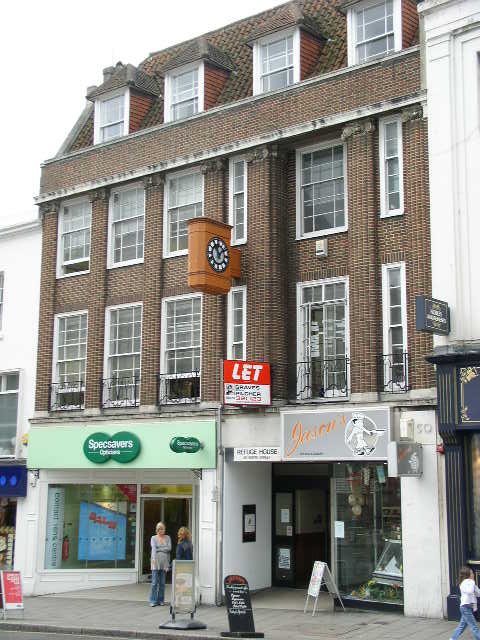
[223,360,271,406]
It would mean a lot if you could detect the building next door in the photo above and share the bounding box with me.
[141,495,191,579]
[272,467,330,587]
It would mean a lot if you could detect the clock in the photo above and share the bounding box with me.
[207,237,229,273]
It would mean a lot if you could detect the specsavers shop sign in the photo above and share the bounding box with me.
[83,432,140,464]
[282,407,390,461]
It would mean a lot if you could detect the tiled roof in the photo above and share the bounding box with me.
[66,0,347,152]
[246,1,325,42]
[87,63,160,100]
[160,36,235,74]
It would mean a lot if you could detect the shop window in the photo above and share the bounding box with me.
[296,142,347,239]
[467,434,480,557]
[0,272,4,331]
[333,463,403,604]
[227,286,246,360]
[57,199,92,277]
[0,499,16,570]
[44,484,137,570]
[0,372,19,457]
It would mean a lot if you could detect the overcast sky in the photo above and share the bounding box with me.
[1,0,282,227]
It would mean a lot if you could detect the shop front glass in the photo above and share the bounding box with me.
[44,484,137,569]
[333,463,403,604]
[0,499,16,570]
[468,434,480,557]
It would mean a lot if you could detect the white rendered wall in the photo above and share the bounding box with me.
[222,413,280,449]
[419,0,480,345]
[400,410,444,618]
[0,220,41,586]
[198,468,217,604]
[223,461,271,591]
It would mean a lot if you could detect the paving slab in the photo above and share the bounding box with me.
[0,584,459,640]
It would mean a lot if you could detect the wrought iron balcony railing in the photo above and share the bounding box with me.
[158,371,200,405]
[378,352,409,393]
[101,376,140,408]
[293,358,349,401]
[49,381,85,411]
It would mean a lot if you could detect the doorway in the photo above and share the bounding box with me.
[140,497,191,578]
[272,465,330,587]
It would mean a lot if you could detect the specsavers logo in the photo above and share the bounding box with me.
[83,432,141,464]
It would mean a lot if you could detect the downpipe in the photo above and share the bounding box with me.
[215,402,224,606]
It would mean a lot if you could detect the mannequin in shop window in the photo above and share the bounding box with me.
[149,522,171,607]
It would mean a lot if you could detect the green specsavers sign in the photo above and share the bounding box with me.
[83,432,141,464]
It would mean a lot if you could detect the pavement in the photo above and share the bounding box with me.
[0,583,458,640]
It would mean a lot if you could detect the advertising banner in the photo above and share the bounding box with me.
[223,360,271,406]
[171,560,195,615]
[282,407,390,461]
[0,571,23,611]
[45,487,65,569]
[78,502,127,561]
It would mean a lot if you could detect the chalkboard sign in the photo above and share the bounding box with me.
[223,575,257,636]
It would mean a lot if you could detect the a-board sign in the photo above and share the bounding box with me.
[0,571,23,611]
[171,560,195,615]
[307,561,326,598]
[223,575,256,634]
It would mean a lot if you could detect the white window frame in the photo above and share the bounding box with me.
[51,310,88,410]
[0,370,20,458]
[56,197,92,278]
[227,286,247,360]
[107,182,145,269]
[103,302,143,407]
[164,61,204,124]
[379,116,404,217]
[253,27,300,96]
[0,271,4,333]
[296,139,348,240]
[381,262,408,390]
[228,156,248,245]
[347,0,402,66]
[93,88,130,144]
[163,168,204,258]
[296,277,350,401]
[160,293,202,403]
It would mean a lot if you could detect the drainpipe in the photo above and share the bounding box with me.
[215,402,224,606]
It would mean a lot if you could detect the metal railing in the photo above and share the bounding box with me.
[378,352,409,393]
[101,376,140,408]
[49,381,85,411]
[293,358,349,401]
[157,371,200,405]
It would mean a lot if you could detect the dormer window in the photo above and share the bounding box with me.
[164,63,204,123]
[94,90,129,144]
[347,0,401,65]
[253,29,300,95]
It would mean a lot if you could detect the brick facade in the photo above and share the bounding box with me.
[35,1,433,417]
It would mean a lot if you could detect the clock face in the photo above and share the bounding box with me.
[207,237,229,273]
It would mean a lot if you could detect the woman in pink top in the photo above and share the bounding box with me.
[451,567,480,640]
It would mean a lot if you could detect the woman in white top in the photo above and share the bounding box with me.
[451,566,480,640]
[148,521,171,607]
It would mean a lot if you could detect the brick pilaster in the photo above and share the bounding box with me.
[85,188,109,409]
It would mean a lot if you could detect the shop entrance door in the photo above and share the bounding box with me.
[140,497,191,579]
[272,477,329,587]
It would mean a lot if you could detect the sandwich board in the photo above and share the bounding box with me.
[0,571,24,619]
[304,561,345,616]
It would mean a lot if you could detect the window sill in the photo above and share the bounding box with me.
[296,226,348,241]
[231,239,247,247]
[107,258,144,270]
[380,209,404,219]
[56,270,90,280]
[163,249,188,259]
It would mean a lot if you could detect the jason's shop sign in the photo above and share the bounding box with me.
[281,407,390,461]
[83,432,141,464]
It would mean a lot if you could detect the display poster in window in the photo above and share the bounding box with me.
[77,502,127,561]
[282,407,390,461]
[242,505,256,543]
[0,571,23,611]
[45,487,65,570]
[278,547,291,570]
[223,360,271,406]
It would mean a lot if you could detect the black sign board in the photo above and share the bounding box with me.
[222,575,263,638]
[416,295,450,335]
